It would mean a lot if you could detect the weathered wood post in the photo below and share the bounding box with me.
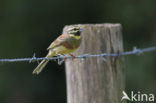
[64,24,125,103]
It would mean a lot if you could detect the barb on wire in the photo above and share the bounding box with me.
[0,46,155,64]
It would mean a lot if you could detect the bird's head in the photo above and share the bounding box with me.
[67,26,83,39]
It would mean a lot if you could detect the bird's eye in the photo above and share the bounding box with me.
[73,28,77,31]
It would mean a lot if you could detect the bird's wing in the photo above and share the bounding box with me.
[47,34,69,50]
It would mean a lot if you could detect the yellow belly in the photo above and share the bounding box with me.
[52,46,76,55]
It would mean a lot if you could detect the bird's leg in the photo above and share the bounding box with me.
[69,54,76,60]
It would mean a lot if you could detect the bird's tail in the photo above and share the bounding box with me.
[32,51,55,75]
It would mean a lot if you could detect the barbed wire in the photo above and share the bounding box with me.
[0,46,155,64]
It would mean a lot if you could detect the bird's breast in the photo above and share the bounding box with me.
[53,46,76,55]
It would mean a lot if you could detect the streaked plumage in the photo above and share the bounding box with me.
[32,26,82,74]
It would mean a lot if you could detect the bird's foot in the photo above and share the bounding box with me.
[69,54,76,60]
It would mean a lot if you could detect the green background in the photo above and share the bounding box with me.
[0,0,156,103]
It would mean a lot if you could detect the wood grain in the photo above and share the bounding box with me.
[64,24,125,103]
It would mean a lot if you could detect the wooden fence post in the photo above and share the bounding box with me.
[64,24,125,103]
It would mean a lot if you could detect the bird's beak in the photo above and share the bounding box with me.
[79,28,83,32]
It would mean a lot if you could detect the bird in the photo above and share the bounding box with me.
[32,26,82,75]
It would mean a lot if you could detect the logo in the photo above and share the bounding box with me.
[121,91,155,102]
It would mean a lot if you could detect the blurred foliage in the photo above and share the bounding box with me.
[0,0,156,103]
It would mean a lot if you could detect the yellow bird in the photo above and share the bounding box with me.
[33,26,82,74]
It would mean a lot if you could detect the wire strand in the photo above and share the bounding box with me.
[0,46,155,63]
